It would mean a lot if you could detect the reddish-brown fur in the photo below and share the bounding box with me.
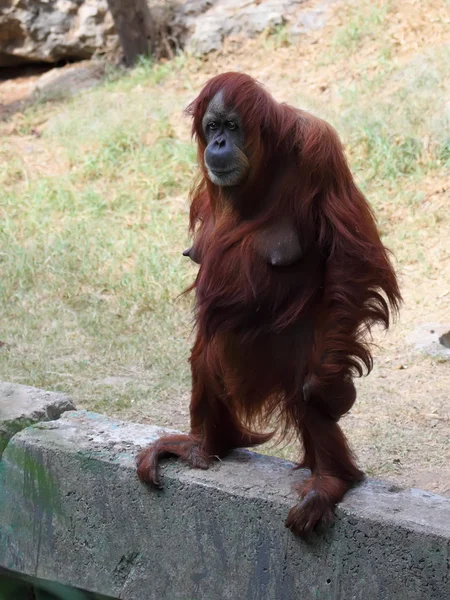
[137,73,401,536]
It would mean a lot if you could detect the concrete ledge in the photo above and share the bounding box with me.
[0,382,75,457]
[1,410,449,600]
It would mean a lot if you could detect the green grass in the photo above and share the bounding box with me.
[340,46,450,178]
[332,1,391,51]
[296,38,450,271]
[335,8,388,49]
[0,62,199,423]
[264,24,292,49]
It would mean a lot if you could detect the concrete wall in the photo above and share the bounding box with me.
[1,409,449,600]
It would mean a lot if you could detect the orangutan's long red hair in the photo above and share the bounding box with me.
[186,73,400,393]
[137,72,401,537]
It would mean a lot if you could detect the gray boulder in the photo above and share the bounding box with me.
[31,60,106,100]
[407,323,450,360]
[0,0,334,67]
[0,0,117,67]
[172,0,308,55]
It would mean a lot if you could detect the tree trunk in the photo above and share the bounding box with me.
[106,0,155,66]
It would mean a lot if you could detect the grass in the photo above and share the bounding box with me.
[0,59,201,422]
[0,0,449,489]
[333,2,391,51]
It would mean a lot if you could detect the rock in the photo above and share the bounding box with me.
[0,60,107,119]
[0,0,335,68]
[171,0,309,55]
[31,60,106,100]
[439,330,450,349]
[0,381,75,457]
[290,0,335,35]
[0,0,117,67]
[407,323,450,360]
